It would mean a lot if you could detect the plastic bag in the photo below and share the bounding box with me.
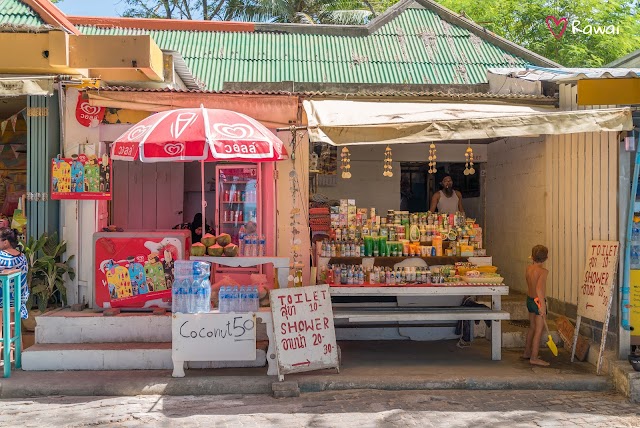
[11,208,26,232]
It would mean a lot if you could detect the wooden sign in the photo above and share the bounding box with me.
[573,240,619,374]
[270,284,339,380]
[171,312,256,377]
[577,241,619,322]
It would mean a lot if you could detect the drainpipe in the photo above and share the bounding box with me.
[621,130,638,334]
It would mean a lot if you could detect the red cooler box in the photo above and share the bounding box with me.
[94,230,191,309]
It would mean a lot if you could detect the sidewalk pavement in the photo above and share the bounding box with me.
[0,340,611,398]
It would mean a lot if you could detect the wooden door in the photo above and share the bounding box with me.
[112,161,184,230]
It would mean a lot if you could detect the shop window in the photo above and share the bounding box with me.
[400,162,481,212]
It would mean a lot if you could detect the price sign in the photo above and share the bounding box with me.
[172,312,256,362]
[577,240,619,322]
[270,285,339,377]
[573,240,619,374]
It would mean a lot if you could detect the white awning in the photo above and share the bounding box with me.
[303,100,633,146]
[0,77,54,97]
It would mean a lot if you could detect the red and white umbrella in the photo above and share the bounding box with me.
[111,107,288,234]
[111,107,288,162]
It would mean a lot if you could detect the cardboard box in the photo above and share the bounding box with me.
[348,199,356,206]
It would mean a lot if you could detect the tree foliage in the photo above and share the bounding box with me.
[410,0,639,67]
[121,0,375,23]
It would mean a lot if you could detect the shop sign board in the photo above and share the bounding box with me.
[51,154,112,200]
[573,240,619,374]
[270,285,339,379]
[577,240,619,322]
[172,312,257,363]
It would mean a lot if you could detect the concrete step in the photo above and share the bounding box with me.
[34,309,268,344]
[476,297,529,321]
[22,341,267,371]
[475,319,564,349]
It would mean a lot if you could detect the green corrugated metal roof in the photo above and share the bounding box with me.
[0,0,45,27]
[78,6,529,90]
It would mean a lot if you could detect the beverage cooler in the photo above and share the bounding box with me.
[215,164,276,284]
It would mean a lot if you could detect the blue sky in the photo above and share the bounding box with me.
[56,0,123,17]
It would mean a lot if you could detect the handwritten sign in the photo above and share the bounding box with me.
[172,312,256,362]
[270,285,339,376]
[577,240,619,323]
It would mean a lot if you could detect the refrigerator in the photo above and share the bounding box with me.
[93,230,191,309]
[214,164,276,285]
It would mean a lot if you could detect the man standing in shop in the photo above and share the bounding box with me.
[429,175,464,214]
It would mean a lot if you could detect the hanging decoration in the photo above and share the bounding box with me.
[0,120,6,136]
[288,169,303,287]
[340,147,351,179]
[464,142,475,175]
[383,145,393,177]
[428,143,437,174]
[9,115,17,132]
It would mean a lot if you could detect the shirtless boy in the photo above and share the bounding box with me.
[523,245,550,366]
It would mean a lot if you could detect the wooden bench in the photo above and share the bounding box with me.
[329,285,510,361]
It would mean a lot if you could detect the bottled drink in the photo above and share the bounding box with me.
[252,286,259,312]
[218,286,227,313]
[259,235,266,256]
[239,225,246,256]
[231,286,239,312]
[198,279,211,313]
[172,279,183,313]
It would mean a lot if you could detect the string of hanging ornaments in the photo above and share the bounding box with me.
[428,143,437,174]
[341,147,352,179]
[464,141,475,175]
[383,145,393,177]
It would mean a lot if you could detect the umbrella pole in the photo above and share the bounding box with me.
[201,160,206,237]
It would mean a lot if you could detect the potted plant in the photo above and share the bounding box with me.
[22,232,76,330]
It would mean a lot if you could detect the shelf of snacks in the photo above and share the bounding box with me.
[318,261,503,286]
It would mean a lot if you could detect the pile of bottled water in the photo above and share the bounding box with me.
[218,286,260,313]
[172,260,212,314]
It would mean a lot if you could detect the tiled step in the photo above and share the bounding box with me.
[22,341,268,371]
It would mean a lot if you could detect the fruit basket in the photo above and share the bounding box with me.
[462,275,504,284]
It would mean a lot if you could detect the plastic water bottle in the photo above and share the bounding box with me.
[218,286,226,313]
[250,236,258,257]
[198,279,211,313]
[172,280,182,313]
[230,286,239,312]
[239,225,246,256]
[252,286,259,312]
[259,235,266,256]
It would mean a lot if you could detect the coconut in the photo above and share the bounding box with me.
[216,233,232,247]
[223,243,239,257]
[207,243,224,256]
[190,242,206,257]
[201,233,217,247]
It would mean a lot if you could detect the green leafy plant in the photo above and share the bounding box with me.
[22,232,76,312]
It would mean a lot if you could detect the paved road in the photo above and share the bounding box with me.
[1,390,638,427]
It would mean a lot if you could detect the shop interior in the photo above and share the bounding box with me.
[0,95,28,230]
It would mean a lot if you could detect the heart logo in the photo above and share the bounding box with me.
[545,15,568,40]
[213,123,254,139]
[163,143,185,156]
[80,101,101,116]
[127,124,151,141]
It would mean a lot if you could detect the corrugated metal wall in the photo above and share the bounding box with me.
[26,94,60,240]
[545,84,619,305]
